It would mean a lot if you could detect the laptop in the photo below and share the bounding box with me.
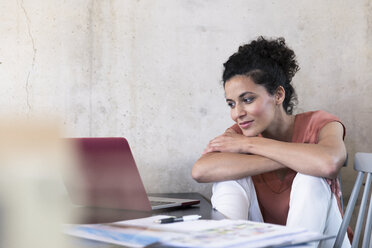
[63,137,200,211]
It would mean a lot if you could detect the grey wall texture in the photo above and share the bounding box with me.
[1,0,371,199]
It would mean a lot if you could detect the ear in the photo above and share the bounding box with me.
[275,86,285,105]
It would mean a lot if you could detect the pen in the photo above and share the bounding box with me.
[155,215,202,224]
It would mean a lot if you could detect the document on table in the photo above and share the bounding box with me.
[64,216,181,248]
[64,215,332,248]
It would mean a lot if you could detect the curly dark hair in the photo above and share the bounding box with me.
[222,36,300,114]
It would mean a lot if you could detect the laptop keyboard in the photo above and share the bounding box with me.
[150,200,174,206]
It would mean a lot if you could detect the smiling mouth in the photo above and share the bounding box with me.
[239,120,254,129]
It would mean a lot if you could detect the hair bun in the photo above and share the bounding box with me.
[254,37,299,83]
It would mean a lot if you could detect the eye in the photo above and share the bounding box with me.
[227,101,235,108]
[243,97,255,104]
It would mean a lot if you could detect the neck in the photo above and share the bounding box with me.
[262,109,296,142]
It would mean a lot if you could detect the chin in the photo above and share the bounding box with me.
[242,129,259,137]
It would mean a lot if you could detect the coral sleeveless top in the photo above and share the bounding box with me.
[250,110,345,225]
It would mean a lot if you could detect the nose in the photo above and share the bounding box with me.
[232,103,246,121]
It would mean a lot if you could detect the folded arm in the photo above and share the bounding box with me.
[192,122,346,183]
[243,122,346,178]
[192,152,285,183]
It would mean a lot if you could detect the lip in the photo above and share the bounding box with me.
[239,120,254,129]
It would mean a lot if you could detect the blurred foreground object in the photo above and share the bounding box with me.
[0,118,76,248]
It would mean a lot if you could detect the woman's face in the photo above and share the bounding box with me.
[224,75,277,137]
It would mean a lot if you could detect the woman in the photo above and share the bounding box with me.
[192,37,351,248]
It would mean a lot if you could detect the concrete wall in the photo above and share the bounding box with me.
[1,0,371,199]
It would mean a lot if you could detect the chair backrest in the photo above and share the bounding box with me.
[339,153,348,212]
[333,152,372,248]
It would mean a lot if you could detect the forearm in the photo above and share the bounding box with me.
[246,138,346,179]
[192,152,285,183]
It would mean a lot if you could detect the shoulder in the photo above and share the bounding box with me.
[296,110,343,129]
[296,110,339,122]
[293,110,345,143]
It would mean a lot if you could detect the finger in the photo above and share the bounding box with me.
[209,142,227,153]
[202,146,218,154]
[225,128,237,134]
[209,142,224,152]
[210,135,229,144]
[202,147,212,155]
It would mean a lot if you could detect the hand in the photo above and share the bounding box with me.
[225,127,238,134]
[202,128,238,155]
[202,132,250,155]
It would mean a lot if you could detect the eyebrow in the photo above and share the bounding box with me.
[225,91,255,102]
